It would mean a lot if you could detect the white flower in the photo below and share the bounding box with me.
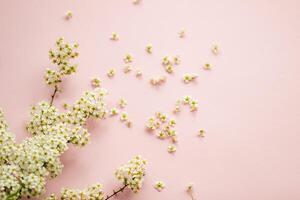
[154,181,165,192]
[198,129,206,137]
[203,63,211,70]
[146,44,153,54]
[211,44,219,55]
[167,144,177,153]
[118,98,127,108]
[123,65,132,73]
[186,182,193,192]
[91,77,101,87]
[178,30,186,38]
[173,56,181,65]
[110,32,119,41]
[123,54,133,63]
[65,11,73,20]
[183,73,198,83]
[107,69,116,78]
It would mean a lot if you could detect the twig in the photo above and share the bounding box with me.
[188,192,195,200]
[105,184,128,200]
[50,86,58,106]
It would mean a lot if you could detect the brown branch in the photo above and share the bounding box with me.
[105,184,128,200]
[50,86,58,106]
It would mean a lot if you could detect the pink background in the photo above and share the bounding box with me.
[0,0,300,199]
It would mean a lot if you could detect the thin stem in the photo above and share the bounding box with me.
[105,184,128,200]
[50,86,58,106]
[188,192,195,200]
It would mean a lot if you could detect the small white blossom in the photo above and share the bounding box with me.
[167,144,177,153]
[132,0,141,4]
[91,77,101,87]
[110,107,119,116]
[107,68,116,78]
[123,54,133,63]
[136,69,142,77]
[118,98,127,108]
[203,63,211,70]
[198,129,206,137]
[183,73,198,83]
[65,11,73,20]
[120,112,128,121]
[145,44,153,54]
[211,44,219,55]
[123,65,132,73]
[154,181,165,192]
[178,30,186,38]
[173,56,181,65]
[110,32,119,41]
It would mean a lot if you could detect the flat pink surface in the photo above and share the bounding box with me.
[0,0,300,199]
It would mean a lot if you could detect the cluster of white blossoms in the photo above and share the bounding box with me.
[26,87,108,147]
[203,63,212,70]
[161,55,180,74]
[0,39,112,200]
[45,38,79,86]
[0,87,108,199]
[115,155,147,193]
[46,184,104,200]
[146,112,178,152]
[173,95,198,113]
[0,108,68,199]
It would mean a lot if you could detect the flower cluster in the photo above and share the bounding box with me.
[0,109,69,199]
[45,38,78,86]
[115,156,147,193]
[135,69,142,77]
[120,112,132,127]
[26,88,108,147]
[146,112,178,152]
[0,38,151,200]
[0,87,108,199]
[173,95,198,113]
[46,184,104,200]
[162,56,180,74]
